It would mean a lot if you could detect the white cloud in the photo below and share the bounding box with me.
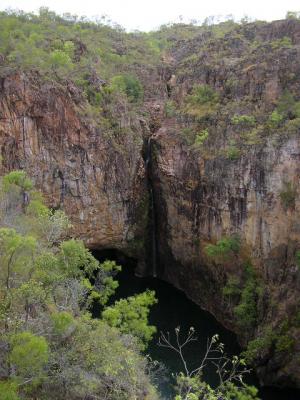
[1,0,300,31]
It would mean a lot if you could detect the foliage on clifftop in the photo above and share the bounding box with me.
[1,9,300,146]
[0,8,160,79]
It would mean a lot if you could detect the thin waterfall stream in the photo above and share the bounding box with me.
[145,136,157,277]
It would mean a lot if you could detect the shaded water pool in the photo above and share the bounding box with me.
[93,250,300,400]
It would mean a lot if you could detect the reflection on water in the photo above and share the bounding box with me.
[92,250,300,400]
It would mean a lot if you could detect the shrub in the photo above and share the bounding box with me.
[0,382,20,400]
[275,334,295,353]
[205,235,240,261]
[244,328,295,364]
[284,117,300,135]
[2,170,33,192]
[294,102,300,118]
[102,290,157,349]
[293,310,300,327]
[184,84,219,118]
[194,129,209,146]
[10,332,49,380]
[231,114,256,127]
[279,181,296,210]
[51,311,75,335]
[110,74,143,103]
[181,127,195,145]
[164,100,177,117]
[227,262,262,333]
[296,250,300,268]
[270,36,293,49]
[277,90,300,119]
[234,278,258,331]
[243,328,274,363]
[241,127,263,145]
[223,276,241,297]
[49,49,73,73]
[226,145,241,160]
[63,40,75,58]
[267,110,283,128]
[189,84,219,105]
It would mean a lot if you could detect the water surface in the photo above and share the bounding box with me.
[93,250,300,400]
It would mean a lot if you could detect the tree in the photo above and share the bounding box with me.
[0,382,20,400]
[159,328,260,400]
[205,235,240,262]
[0,228,37,331]
[110,74,144,102]
[10,331,49,385]
[0,171,159,399]
[102,290,157,349]
[184,84,219,119]
[49,49,73,75]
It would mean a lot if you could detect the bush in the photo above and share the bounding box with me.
[243,328,274,363]
[194,129,209,146]
[181,127,195,145]
[284,117,300,135]
[223,262,262,333]
[277,90,300,119]
[102,290,157,349]
[2,170,33,192]
[184,84,219,118]
[164,100,177,117]
[231,114,256,127]
[10,332,49,381]
[49,49,73,74]
[188,85,219,105]
[244,324,295,363]
[226,145,241,160]
[0,382,20,400]
[275,334,294,353]
[223,276,241,297]
[270,36,293,49]
[296,250,300,268]
[110,74,144,102]
[267,110,283,128]
[51,311,75,335]
[241,127,263,145]
[279,181,296,210]
[234,278,258,331]
[205,235,240,261]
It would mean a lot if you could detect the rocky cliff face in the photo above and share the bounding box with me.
[151,128,300,387]
[1,18,300,389]
[150,19,300,387]
[0,72,148,256]
[153,21,300,386]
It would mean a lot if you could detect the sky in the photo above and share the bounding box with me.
[0,0,300,31]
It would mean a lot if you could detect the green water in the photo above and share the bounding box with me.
[93,250,300,400]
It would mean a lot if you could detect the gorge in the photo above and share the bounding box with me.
[1,11,300,396]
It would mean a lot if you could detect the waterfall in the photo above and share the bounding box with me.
[145,137,157,277]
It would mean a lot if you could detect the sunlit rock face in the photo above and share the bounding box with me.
[1,18,300,388]
[0,72,148,256]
